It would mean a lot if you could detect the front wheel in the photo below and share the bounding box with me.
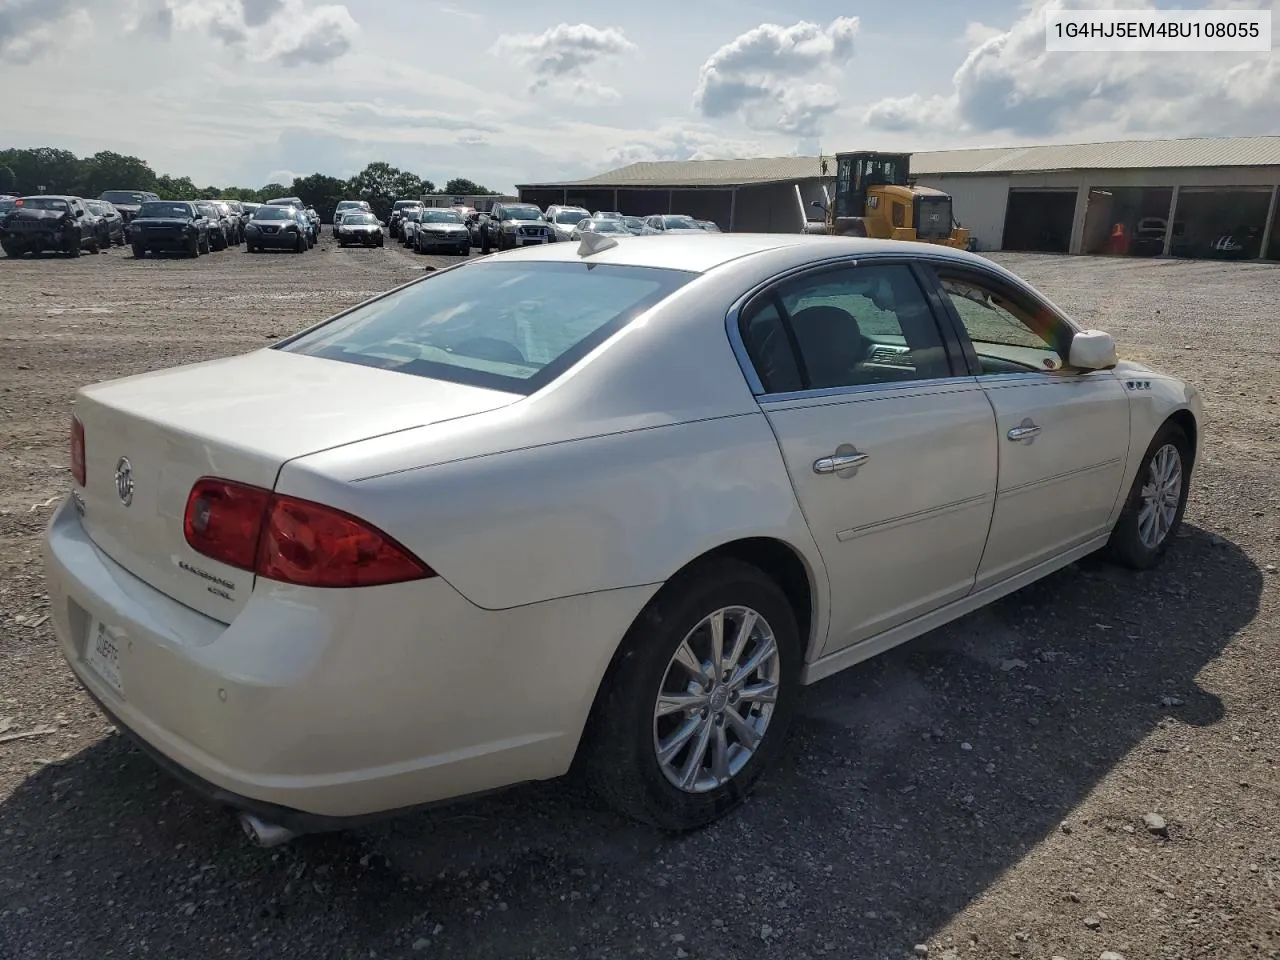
[132,243,146,259]
[576,558,800,831]
[1106,421,1193,570]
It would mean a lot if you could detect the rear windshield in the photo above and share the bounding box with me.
[137,201,191,218]
[278,260,696,394]
[101,191,152,204]
[21,197,70,212]
[554,210,588,225]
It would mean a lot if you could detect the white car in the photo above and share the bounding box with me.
[44,234,1202,845]
[642,214,708,235]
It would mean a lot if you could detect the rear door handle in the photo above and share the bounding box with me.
[813,452,870,474]
[1007,421,1041,442]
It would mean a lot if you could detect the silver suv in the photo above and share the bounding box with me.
[544,205,590,242]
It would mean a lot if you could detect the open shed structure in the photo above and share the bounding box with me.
[519,136,1280,260]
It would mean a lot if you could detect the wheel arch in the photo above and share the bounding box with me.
[1166,407,1198,466]
[569,534,819,773]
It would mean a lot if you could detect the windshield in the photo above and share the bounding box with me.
[504,207,542,221]
[624,217,643,229]
[21,197,70,212]
[423,210,463,223]
[279,260,696,394]
[0,198,15,213]
[404,210,423,221]
[137,201,191,218]
[253,206,292,221]
[100,191,151,205]
[664,216,701,230]
[555,210,588,225]
[336,201,367,211]
[341,213,377,224]
[394,201,421,211]
[196,203,217,217]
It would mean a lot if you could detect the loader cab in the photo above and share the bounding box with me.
[833,151,911,219]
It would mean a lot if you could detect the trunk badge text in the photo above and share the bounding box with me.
[114,457,134,507]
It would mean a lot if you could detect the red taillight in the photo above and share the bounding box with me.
[184,479,271,571]
[70,415,86,487]
[183,477,433,588]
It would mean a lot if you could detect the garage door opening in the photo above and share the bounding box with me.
[1081,187,1173,256]
[1171,188,1273,260]
[1002,190,1076,253]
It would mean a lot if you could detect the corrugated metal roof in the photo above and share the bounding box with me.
[520,136,1280,188]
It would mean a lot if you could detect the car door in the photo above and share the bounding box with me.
[925,264,1130,588]
[736,258,998,655]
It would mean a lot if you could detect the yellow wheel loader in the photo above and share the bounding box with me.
[819,151,971,250]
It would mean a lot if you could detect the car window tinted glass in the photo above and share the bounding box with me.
[101,191,147,204]
[772,264,950,389]
[343,213,377,224]
[664,216,700,229]
[937,274,1064,373]
[556,211,588,225]
[22,198,70,212]
[254,207,291,220]
[504,207,542,220]
[423,210,462,222]
[280,261,696,394]
[740,297,804,394]
[138,201,190,218]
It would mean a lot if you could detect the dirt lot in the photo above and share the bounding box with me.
[0,240,1277,960]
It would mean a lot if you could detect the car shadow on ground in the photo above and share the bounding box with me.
[0,526,1260,959]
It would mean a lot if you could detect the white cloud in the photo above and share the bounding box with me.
[596,123,763,168]
[692,17,859,139]
[0,0,91,63]
[490,23,635,100]
[961,21,1002,46]
[865,0,1280,141]
[125,0,357,65]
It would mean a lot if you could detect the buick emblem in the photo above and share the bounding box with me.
[114,457,134,507]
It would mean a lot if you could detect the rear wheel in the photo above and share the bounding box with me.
[3,241,22,258]
[1106,421,1192,570]
[576,558,800,831]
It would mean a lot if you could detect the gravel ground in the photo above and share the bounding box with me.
[0,241,1277,960]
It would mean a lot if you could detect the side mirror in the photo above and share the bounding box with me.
[1068,330,1118,370]
[75,209,85,218]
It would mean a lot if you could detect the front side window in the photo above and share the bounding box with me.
[742,263,951,392]
[280,260,696,394]
[935,273,1066,374]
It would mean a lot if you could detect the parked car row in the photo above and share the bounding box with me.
[1,195,128,257]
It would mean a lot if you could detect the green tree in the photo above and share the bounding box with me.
[443,177,495,196]
[290,173,348,222]
[256,183,289,201]
[155,174,199,200]
[347,162,435,219]
[0,165,15,194]
[0,147,86,195]
[81,151,157,198]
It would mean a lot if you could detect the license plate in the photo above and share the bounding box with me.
[85,619,125,698]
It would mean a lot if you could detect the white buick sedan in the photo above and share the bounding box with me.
[44,233,1202,844]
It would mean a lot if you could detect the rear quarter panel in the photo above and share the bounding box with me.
[276,412,828,616]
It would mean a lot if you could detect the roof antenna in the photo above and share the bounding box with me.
[578,231,618,257]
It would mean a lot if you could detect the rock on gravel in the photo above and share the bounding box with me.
[1143,812,1168,835]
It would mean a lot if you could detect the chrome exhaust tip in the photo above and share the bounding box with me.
[238,812,298,848]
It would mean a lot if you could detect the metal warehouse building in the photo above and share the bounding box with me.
[518,135,1280,261]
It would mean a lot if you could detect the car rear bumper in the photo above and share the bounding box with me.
[42,496,655,820]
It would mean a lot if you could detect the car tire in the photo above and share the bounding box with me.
[1105,420,1193,570]
[576,557,801,832]
[86,236,100,254]
[132,243,146,259]
[295,234,306,253]
[199,235,210,255]
[188,235,200,258]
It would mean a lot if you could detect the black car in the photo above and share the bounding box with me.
[195,200,232,250]
[244,205,309,253]
[0,195,102,257]
[130,200,209,257]
[333,211,385,247]
[387,199,423,239]
[84,199,127,247]
[219,200,249,242]
[98,190,160,227]
[413,208,471,255]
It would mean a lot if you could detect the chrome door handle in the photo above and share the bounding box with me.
[813,452,870,474]
[1007,422,1041,442]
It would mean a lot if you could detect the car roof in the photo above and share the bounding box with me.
[491,232,997,275]
[22,195,77,201]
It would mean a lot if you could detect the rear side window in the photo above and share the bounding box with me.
[279,260,697,394]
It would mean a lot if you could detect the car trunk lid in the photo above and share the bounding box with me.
[74,348,519,622]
